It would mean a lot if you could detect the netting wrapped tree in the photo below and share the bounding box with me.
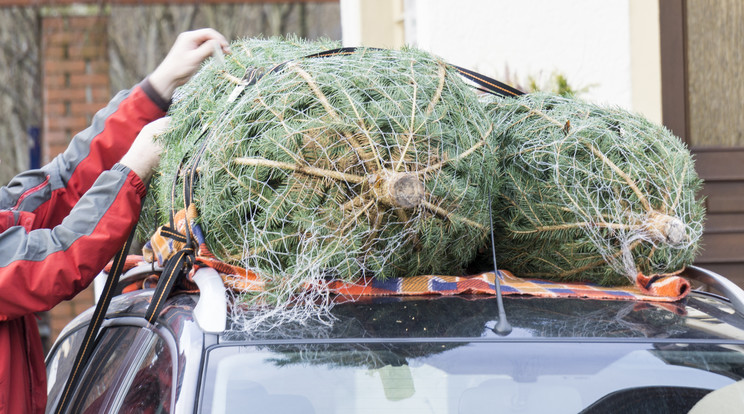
[150,38,498,316]
[138,36,341,239]
[488,93,705,286]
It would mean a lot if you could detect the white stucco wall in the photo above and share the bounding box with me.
[340,0,663,120]
[410,0,633,108]
[341,0,666,115]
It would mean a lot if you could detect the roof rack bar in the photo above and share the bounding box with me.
[684,265,744,315]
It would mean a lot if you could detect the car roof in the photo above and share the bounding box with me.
[59,288,744,345]
[222,293,744,342]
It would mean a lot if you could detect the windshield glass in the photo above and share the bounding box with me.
[200,341,744,413]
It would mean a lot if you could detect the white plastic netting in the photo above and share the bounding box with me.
[488,93,705,285]
[145,38,499,330]
[139,39,705,331]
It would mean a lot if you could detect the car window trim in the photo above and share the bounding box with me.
[45,324,88,412]
[106,330,162,413]
[45,324,87,366]
[213,336,744,347]
[98,319,180,414]
[67,326,145,414]
[100,329,157,413]
[48,318,179,414]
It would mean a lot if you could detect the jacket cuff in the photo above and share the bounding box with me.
[113,163,147,199]
[139,77,172,112]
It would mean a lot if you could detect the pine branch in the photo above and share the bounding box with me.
[233,156,365,184]
[585,141,651,212]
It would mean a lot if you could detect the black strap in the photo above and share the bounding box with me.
[54,133,210,411]
[54,228,136,414]
[159,227,187,243]
[310,47,524,97]
[66,327,131,413]
[449,64,524,97]
[144,247,194,323]
[143,127,212,323]
[303,46,369,59]
[278,46,524,98]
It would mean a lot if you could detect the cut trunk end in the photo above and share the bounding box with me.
[645,211,686,246]
[369,170,425,209]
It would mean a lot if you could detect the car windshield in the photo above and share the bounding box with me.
[200,340,744,413]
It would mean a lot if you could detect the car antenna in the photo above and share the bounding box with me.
[488,193,512,336]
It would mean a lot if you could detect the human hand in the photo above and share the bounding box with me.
[148,28,230,101]
[120,117,171,183]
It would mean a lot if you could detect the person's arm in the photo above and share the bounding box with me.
[0,164,144,319]
[0,28,229,319]
[0,118,169,320]
[0,28,229,230]
[0,83,164,229]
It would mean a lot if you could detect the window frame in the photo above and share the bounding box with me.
[46,317,179,414]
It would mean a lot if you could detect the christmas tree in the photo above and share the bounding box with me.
[138,36,340,240]
[488,93,705,285]
[147,38,499,320]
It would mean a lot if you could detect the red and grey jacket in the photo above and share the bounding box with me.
[0,80,168,414]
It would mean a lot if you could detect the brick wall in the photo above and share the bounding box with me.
[41,12,110,343]
[42,14,110,160]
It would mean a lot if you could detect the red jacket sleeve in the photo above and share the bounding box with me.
[0,80,166,229]
[0,165,145,320]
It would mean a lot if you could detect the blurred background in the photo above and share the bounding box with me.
[0,0,742,348]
